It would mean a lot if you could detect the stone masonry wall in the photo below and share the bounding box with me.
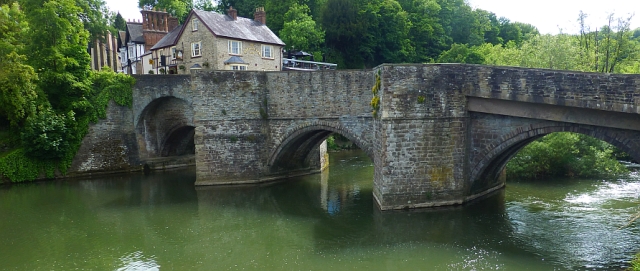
[69,100,140,175]
[374,64,468,210]
[461,64,640,114]
[189,71,268,184]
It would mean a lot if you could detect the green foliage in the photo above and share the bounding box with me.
[112,12,126,31]
[417,95,425,104]
[326,135,337,150]
[280,3,324,52]
[370,72,381,117]
[631,252,640,271]
[506,132,628,180]
[138,0,192,23]
[0,3,38,127]
[437,43,485,64]
[0,148,57,182]
[21,109,76,160]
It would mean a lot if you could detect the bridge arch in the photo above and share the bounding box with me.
[135,96,195,158]
[268,121,374,173]
[470,123,640,193]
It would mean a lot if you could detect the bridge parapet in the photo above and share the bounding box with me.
[461,64,640,114]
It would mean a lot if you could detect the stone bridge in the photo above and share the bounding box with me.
[76,64,640,210]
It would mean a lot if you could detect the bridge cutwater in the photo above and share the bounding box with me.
[68,64,640,210]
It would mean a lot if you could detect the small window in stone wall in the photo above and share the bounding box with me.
[171,47,176,59]
[231,65,247,70]
[262,45,273,58]
[192,19,199,31]
[192,42,201,57]
[228,40,242,55]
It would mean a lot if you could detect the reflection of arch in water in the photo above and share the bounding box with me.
[470,123,640,194]
[135,96,195,158]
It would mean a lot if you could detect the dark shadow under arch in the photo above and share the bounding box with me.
[268,125,373,174]
[136,96,195,158]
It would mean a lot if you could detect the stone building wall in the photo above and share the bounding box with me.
[175,17,282,72]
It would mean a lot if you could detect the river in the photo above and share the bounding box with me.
[1,150,639,270]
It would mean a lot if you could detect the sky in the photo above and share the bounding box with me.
[467,0,640,34]
[105,0,639,34]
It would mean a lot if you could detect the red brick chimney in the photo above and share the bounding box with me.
[227,6,237,21]
[168,16,179,31]
[254,7,266,25]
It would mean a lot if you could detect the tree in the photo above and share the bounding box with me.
[0,3,38,127]
[279,3,324,53]
[321,0,365,68]
[194,0,216,11]
[112,12,126,31]
[264,0,300,35]
[397,0,447,62]
[21,0,92,113]
[436,43,484,64]
[138,0,192,23]
[75,0,113,42]
[215,0,265,17]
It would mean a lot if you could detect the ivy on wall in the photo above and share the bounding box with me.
[0,70,135,183]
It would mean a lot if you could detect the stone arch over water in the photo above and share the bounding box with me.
[268,121,374,174]
[135,96,195,158]
[469,114,640,194]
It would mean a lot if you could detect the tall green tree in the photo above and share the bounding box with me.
[279,3,324,53]
[0,3,38,127]
[112,12,126,31]
[21,0,91,113]
[320,0,365,68]
[397,0,447,62]
[75,0,113,42]
[264,0,303,35]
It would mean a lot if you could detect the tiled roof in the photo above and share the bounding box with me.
[193,10,285,46]
[224,56,246,64]
[118,31,126,48]
[126,22,144,43]
[150,25,182,50]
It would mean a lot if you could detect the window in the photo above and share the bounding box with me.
[191,42,201,57]
[228,40,242,55]
[231,65,247,70]
[128,46,134,59]
[171,47,176,59]
[192,19,199,31]
[262,45,273,58]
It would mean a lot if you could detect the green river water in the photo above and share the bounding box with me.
[1,150,639,270]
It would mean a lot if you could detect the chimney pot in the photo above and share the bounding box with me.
[254,6,266,25]
[227,6,238,21]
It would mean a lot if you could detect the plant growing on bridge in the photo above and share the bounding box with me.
[371,71,381,118]
[259,98,269,120]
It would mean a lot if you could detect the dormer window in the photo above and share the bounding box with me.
[192,19,199,31]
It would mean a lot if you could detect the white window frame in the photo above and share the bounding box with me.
[191,42,201,57]
[192,19,199,31]
[231,65,247,70]
[228,40,242,55]
[171,47,176,59]
[261,45,273,59]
